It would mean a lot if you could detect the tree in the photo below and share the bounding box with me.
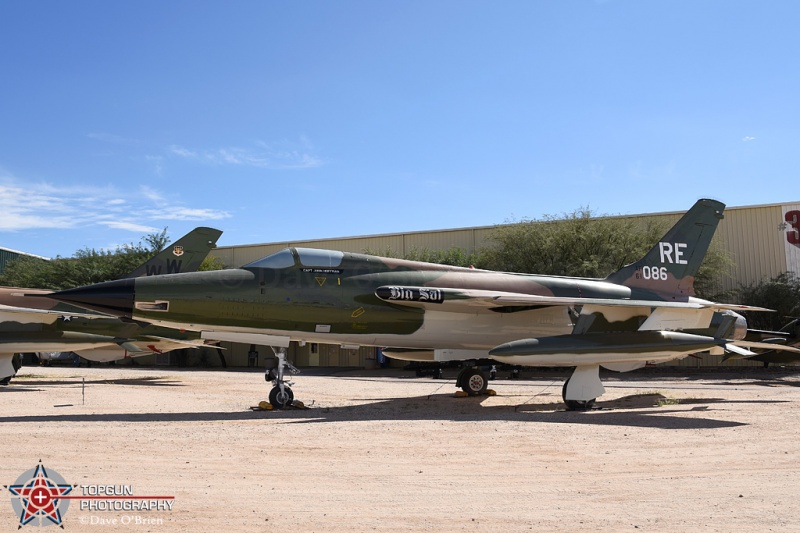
[478,208,667,277]
[198,255,226,271]
[402,246,478,268]
[0,229,172,290]
[736,273,800,331]
[474,208,729,298]
[361,246,478,268]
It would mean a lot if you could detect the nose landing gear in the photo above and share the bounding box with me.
[265,347,300,409]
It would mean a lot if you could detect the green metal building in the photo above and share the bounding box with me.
[0,247,49,275]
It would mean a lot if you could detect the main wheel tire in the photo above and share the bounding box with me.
[460,368,488,395]
[269,386,294,409]
[561,379,595,411]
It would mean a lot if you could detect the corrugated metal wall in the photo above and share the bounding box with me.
[718,205,787,289]
[211,228,492,267]
[207,201,798,368]
[0,249,20,274]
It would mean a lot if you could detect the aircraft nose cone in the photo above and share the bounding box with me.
[49,278,135,317]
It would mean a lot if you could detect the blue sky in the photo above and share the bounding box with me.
[1,1,798,258]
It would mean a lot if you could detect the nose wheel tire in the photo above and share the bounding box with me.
[269,385,294,409]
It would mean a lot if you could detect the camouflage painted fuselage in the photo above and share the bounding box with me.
[117,248,639,351]
[46,199,752,370]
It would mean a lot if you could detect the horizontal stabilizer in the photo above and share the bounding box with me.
[730,340,800,355]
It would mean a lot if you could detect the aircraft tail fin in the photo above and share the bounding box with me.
[604,199,725,299]
[123,227,223,278]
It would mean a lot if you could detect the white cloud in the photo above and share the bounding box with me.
[743,136,756,142]
[137,185,230,221]
[140,185,166,203]
[0,211,71,231]
[169,139,325,169]
[100,221,160,232]
[169,145,198,158]
[0,177,231,233]
[0,182,85,230]
[158,207,231,221]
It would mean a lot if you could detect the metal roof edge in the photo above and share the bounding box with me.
[213,200,800,252]
[0,246,51,261]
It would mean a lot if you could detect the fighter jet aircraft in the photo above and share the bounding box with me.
[731,319,800,366]
[43,199,800,409]
[0,227,223,383]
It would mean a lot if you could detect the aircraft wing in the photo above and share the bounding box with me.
[74,336,219,362]
[135,336,218,350]
[374,286,771,313]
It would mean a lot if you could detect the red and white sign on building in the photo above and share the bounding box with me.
[782,204,800,278]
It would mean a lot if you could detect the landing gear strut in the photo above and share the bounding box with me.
[265,347,300,409]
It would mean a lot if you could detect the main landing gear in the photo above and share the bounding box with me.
[455,366,497,395]
[265,348,300,409]
[561,378,596,411]
[561,365,603,411]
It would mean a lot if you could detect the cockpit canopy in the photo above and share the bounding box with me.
[244,248,344,269]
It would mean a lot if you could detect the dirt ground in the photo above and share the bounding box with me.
[1,364,799,532]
